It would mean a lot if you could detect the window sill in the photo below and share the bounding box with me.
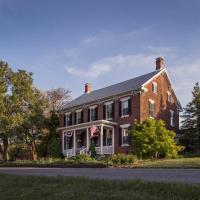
[121,115,129,118]
[121,144,129,147]
[105,118,113,121]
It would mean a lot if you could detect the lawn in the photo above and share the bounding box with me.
[0,174,199,200]
[138,157,200,168]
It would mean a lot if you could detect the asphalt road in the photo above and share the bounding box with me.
[0,167,200,184]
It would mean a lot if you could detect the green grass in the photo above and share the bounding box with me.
[0,174,199,200]
[138,157,200,168]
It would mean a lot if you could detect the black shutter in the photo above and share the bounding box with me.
[74,112,77,124]
[128,98,132,115]
[95,107,98,120]
[63,114,66,127]
[119,127,122,146]
[70,113,72,125]
[81,111,84,123]
[103,105,106,120]
[88,109,90,122]
[64,135,67,150]
[112,102,115,119]
[119,101,122,117]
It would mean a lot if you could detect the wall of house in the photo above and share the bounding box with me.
[140,71,179,131]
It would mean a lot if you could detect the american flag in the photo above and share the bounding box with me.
[90,125,99,137]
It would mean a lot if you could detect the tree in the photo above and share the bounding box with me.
[181,82,200,152]
[46,88,71,112]
[15,89,48,160]
[0,62,37,161]
[130,118,182,159]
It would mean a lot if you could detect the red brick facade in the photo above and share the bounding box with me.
[59,70,180,154]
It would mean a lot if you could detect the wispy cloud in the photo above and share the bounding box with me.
[81,36,99,45]
[66,53,157,78]
[80,25,155,46]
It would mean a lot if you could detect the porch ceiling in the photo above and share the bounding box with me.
[57,120,117,131]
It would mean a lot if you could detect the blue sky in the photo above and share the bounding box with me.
[0,0,200,107]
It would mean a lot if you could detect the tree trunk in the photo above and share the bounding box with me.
[30,140,38,160]
[0,137,9,162]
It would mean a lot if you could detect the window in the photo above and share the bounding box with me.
[120,97,130,117]
[65,113,71,126]
[76,110,83,124]
[170,110,174,127]
[167,91,171,102]
[63,132,73,150]
[105,101,113,120]
[149,99,156,118]
[103,129,112,146]
[120,124,130,146]
[152,82,157,94]
[90,106,97,122]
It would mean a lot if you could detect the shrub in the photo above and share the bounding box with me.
[89,143,96,158]
[71,154,94,163]
[130,118,183,159]
[47,137,61,158]
[105,154,138,165]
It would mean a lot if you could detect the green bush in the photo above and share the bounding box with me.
[130,118,183,159]
[47,137,61,158]
[71,154,94,163]
[105,154,138,165]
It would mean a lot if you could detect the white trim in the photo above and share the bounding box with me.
[58,120,117,131]
[141,68,182,110]
[65,112,71,115]
[120,123,130,128]
[120,96,130,102]
[152,81,157,94]
[75,109,83,113]
[89,105,97,109]
[141,69,164,88]
[120,115,129,118]
[104,101,113,105]
[149,99,155,104]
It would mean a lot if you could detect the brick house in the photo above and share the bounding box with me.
[58,57,182,157]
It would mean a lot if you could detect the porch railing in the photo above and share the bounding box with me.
[95,146,113,154]
[63,149,74,158]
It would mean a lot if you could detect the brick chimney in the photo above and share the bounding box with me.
[85,83,92,93]
[156,57,165,70]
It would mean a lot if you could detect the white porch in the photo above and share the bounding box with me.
[58,120,117,158]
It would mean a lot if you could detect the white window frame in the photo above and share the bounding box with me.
[120,97,130,118]
[170,110,174,127]
[76,109,82,124]
[105,101,113,120]
[167,91,171,102]
[152,82,157,94]
[120,124,130,146]
[149,99,156,118]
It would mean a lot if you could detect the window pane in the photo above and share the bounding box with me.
[121,100,129,116]
[122,128,129,145]
[106,104,112,119]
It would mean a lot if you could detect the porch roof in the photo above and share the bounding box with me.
[57,120,117,131]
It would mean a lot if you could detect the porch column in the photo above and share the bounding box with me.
[112,127,115,154]
[86,127,90,151]
[100,125,103,154]
[62,132,64,154]
[73,130,76,156]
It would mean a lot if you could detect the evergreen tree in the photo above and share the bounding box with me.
[181,82,200,152]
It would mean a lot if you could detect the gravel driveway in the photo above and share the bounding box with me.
[0,167,200,184]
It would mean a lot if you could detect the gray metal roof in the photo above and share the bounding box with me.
[61,70,161,110]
